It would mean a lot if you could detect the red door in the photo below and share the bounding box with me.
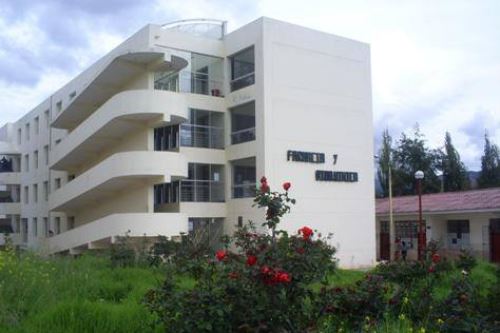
[490,219,500,263]
[380,232,390,261]
[379,221,390,261]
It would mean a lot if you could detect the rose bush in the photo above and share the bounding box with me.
[145,178,337,332]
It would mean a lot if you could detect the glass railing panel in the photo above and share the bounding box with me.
[180,124,224,149]
[180,180,225,202]
[230,72,255,92]
[155,71,224,97]
[232,183,256,199]
[231,127,256,145]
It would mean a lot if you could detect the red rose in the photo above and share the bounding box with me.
[283,182,291,191]
[298,226,314,240]
[275,271,291,283]
[428,265,435,273]
[260,265,271,275]
[432,253,441,264]
[261,183,270,193]
[296,247,305,254]
[246,255,257,266]
[215,250,227,261]
[260,176,267,184]
[228,272,239,279]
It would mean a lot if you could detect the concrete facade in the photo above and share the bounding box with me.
[0,18,375,268]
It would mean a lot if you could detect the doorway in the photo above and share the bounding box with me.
[490,219,500,263]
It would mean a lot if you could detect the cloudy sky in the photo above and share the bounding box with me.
[1,0,499,170]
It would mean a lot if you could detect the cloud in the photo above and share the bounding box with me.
[1,0,499,171]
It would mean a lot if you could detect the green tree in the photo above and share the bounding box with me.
[391,125,441,196]
[441,131,468,192]
[377,129,393,198]
[478,132,500,188]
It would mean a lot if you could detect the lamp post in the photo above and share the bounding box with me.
[415,170,425,261]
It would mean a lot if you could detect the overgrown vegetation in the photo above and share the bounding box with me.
[1,180,499,332]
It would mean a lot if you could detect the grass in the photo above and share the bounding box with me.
[0,251,166,333]
[1,248,497,332]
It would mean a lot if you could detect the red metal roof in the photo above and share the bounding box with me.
[376,187,500,215]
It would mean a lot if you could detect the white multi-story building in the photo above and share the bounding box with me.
[0,18,375,267]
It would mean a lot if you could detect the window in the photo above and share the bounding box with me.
[33,184,38,203]
[447,220,470,249]
[67,174,75,182]
[67,216,75,230]
[43,181,49,201]
[44,145,49,165]
[154,51,223,97]
[238,216,243,228]
[44,110,50,128]
[56,101,62,113]
[43,217,49,237]
[25,123,30,141]
[34,116,39,135]
[24,186,29,204]
[178,109,224,149]
[55,139,61,145]
[232,157,256,198]
[54,178,61,190]
[69,91,76,99]
[34,150,38,169]
[187,218,224,250]
[394,221,420,249]
[230,46,255,91]
[24,154,29,172]
[21,218,28,243]
[154,182,180,207]
[32,218,38,237]
[230,101,255,145]
[17,128,21,145]
[180,163,225,202]
[54,217,61,234]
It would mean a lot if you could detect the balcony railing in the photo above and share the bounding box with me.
[180,124,224,149]
[231,127,256,145]
[230,72,255,92]
[155,71,224,97]
[0,196,20,203]
[232,182,256,199]
[180,180,225,202]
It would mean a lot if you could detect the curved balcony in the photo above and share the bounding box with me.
[0,203,21,215]
[49,151,187,212]
[46,212,188,254]
[51,89,190,171]
[52,48,189,130]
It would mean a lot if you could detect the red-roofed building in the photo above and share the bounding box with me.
[376,188,500,263]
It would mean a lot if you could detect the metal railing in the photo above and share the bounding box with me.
[180,180,225,202]
[230,72,255,91]
[231,127,256,145]
[180,124,224,149]
[155,71,224,97]
[232,183,256,199]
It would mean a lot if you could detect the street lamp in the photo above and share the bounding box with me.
[415,170,425,261]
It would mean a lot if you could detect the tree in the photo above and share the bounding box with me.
[441,132,468,192]
[391,125,441,196]
[478,132,500,188]
[377,129,393,198]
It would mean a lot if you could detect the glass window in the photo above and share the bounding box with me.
[154,51,223,97]
[230,47,255,91]
[447,220,470,249]
[231,102,255,145]
[232,157,256,198]
[32,218,37,237]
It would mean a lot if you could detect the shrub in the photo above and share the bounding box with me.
[145,178,338,332]
[456,248,477,272]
